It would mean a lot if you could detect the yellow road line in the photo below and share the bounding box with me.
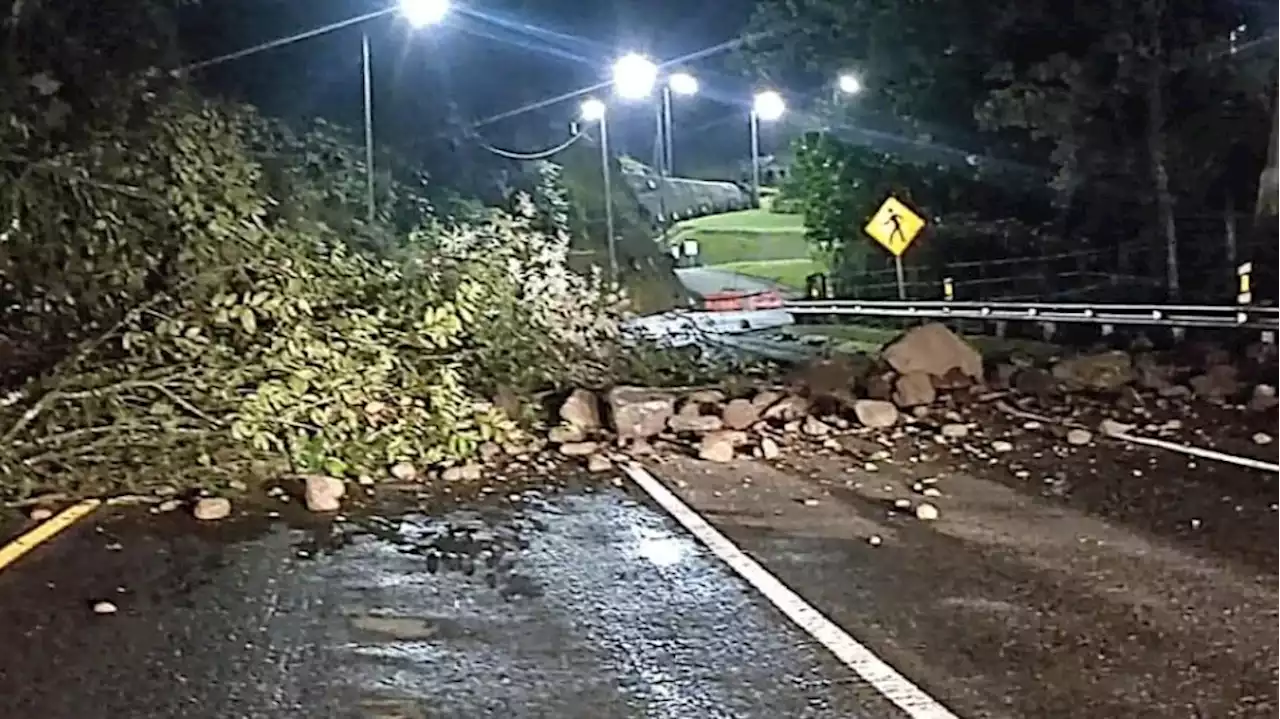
[0,499,101,572]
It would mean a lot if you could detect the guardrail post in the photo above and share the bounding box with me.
[1237,261,1252,305]
[1039,321,1057,342]
[942,276,954,302]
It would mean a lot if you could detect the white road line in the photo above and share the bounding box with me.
[622,463,961,719]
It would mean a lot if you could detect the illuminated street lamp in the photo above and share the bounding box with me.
[836,72,862,97]
[580,98,617,284]
[361,0,451,222]
[749,90,786,204]
[400,0,450,27]
[611,53,659,100]
[661,71,699,175]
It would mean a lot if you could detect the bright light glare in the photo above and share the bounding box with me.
[668,72,699,96]
[400,0,450,27]
[752,90,786,121]
[837,73,862,95]
[580,97,606,122]
[612,53,659,100]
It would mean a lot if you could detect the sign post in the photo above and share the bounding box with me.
[863,196,927,300]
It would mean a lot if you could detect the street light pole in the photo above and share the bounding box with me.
[361,31,376,224]
[661,84,674,174]
[582,98,616,284]
[600,114,617,284]
[749,110,763,206]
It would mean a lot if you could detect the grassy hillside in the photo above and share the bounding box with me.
[668,207,825,289]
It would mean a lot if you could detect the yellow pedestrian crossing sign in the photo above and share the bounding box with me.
[864,196,926,257]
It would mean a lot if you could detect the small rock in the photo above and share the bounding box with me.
[853,399,899,429]
[92,601,118,615]
[686,388,726,405]
[389,461,418,481]
[1022,421,1043,431]
[698,431,736,463]
[721,398,760,430]
[1248,384,1279,412]
[1099,419,1135,437]
[867,535,882,547]
[586,454,612,472]
[667,413,724,434]
[893,498,912,510]
[547,424,586,444]
[759,437,781,460]
[1066,428,1093,446]
[1051,350,1134,391]
[914,503,940,521]
[990,440,1014,453]
[802,416,832,436]
[441,466,466,482]
[607,386,676,440]
[28,507,54,522]
[762,394,810,421]
[157,498,182,513]
[558,441,600,457]
[939,423,968,439]
[303,475,345,513]
[921,487,942,498]
[750,389,784,411]
[559,388,601,429]
[192,497,232,521]
[1252,432,1273,446]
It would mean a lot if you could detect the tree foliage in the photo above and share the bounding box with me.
[744,0,1275,301]
[0,0,629,500]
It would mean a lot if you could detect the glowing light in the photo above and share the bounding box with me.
[612,53,659,100]
[668,72,699,96]
[752,90,786,121]
[837,73,862,95]
[580,97,606,122]
[399,0,450,27]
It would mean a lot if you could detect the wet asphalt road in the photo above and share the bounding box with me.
[655,446,1279,719]
[0,487,903,719]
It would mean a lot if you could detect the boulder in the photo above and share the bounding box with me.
[303,476,345,513]
[881,323,983,380]
[759,436,781,460]
[801,416,832,436]
[1248,384,1278,412]
[667,414,724,434]
[762,394,810,421]
[1013,368,1057,396]
[607,387,676,440]
[721,398,760,430]
[892,371,936,408]
[685,388,726,405]
[1051,351,1134,391]
[698,431,736,463]
[864,372,894,401]
[750,389,784,411]
[559,389,601,430]
[1189,364,1241,400]
[853,399,899,428]
[586,454,613,472]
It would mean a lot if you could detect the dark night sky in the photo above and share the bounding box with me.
[181,0,767,174]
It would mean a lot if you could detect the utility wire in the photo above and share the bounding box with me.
[473,131,585,160]
[172,9,392,75]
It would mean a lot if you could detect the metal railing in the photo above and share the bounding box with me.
[785,299,1280,331]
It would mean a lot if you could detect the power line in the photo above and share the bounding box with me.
[473,131,585,160]
[172,9,392,75]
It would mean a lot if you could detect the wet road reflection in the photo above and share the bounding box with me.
[0,487,901,718]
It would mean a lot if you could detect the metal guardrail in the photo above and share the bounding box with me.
[785,299,1280,331]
